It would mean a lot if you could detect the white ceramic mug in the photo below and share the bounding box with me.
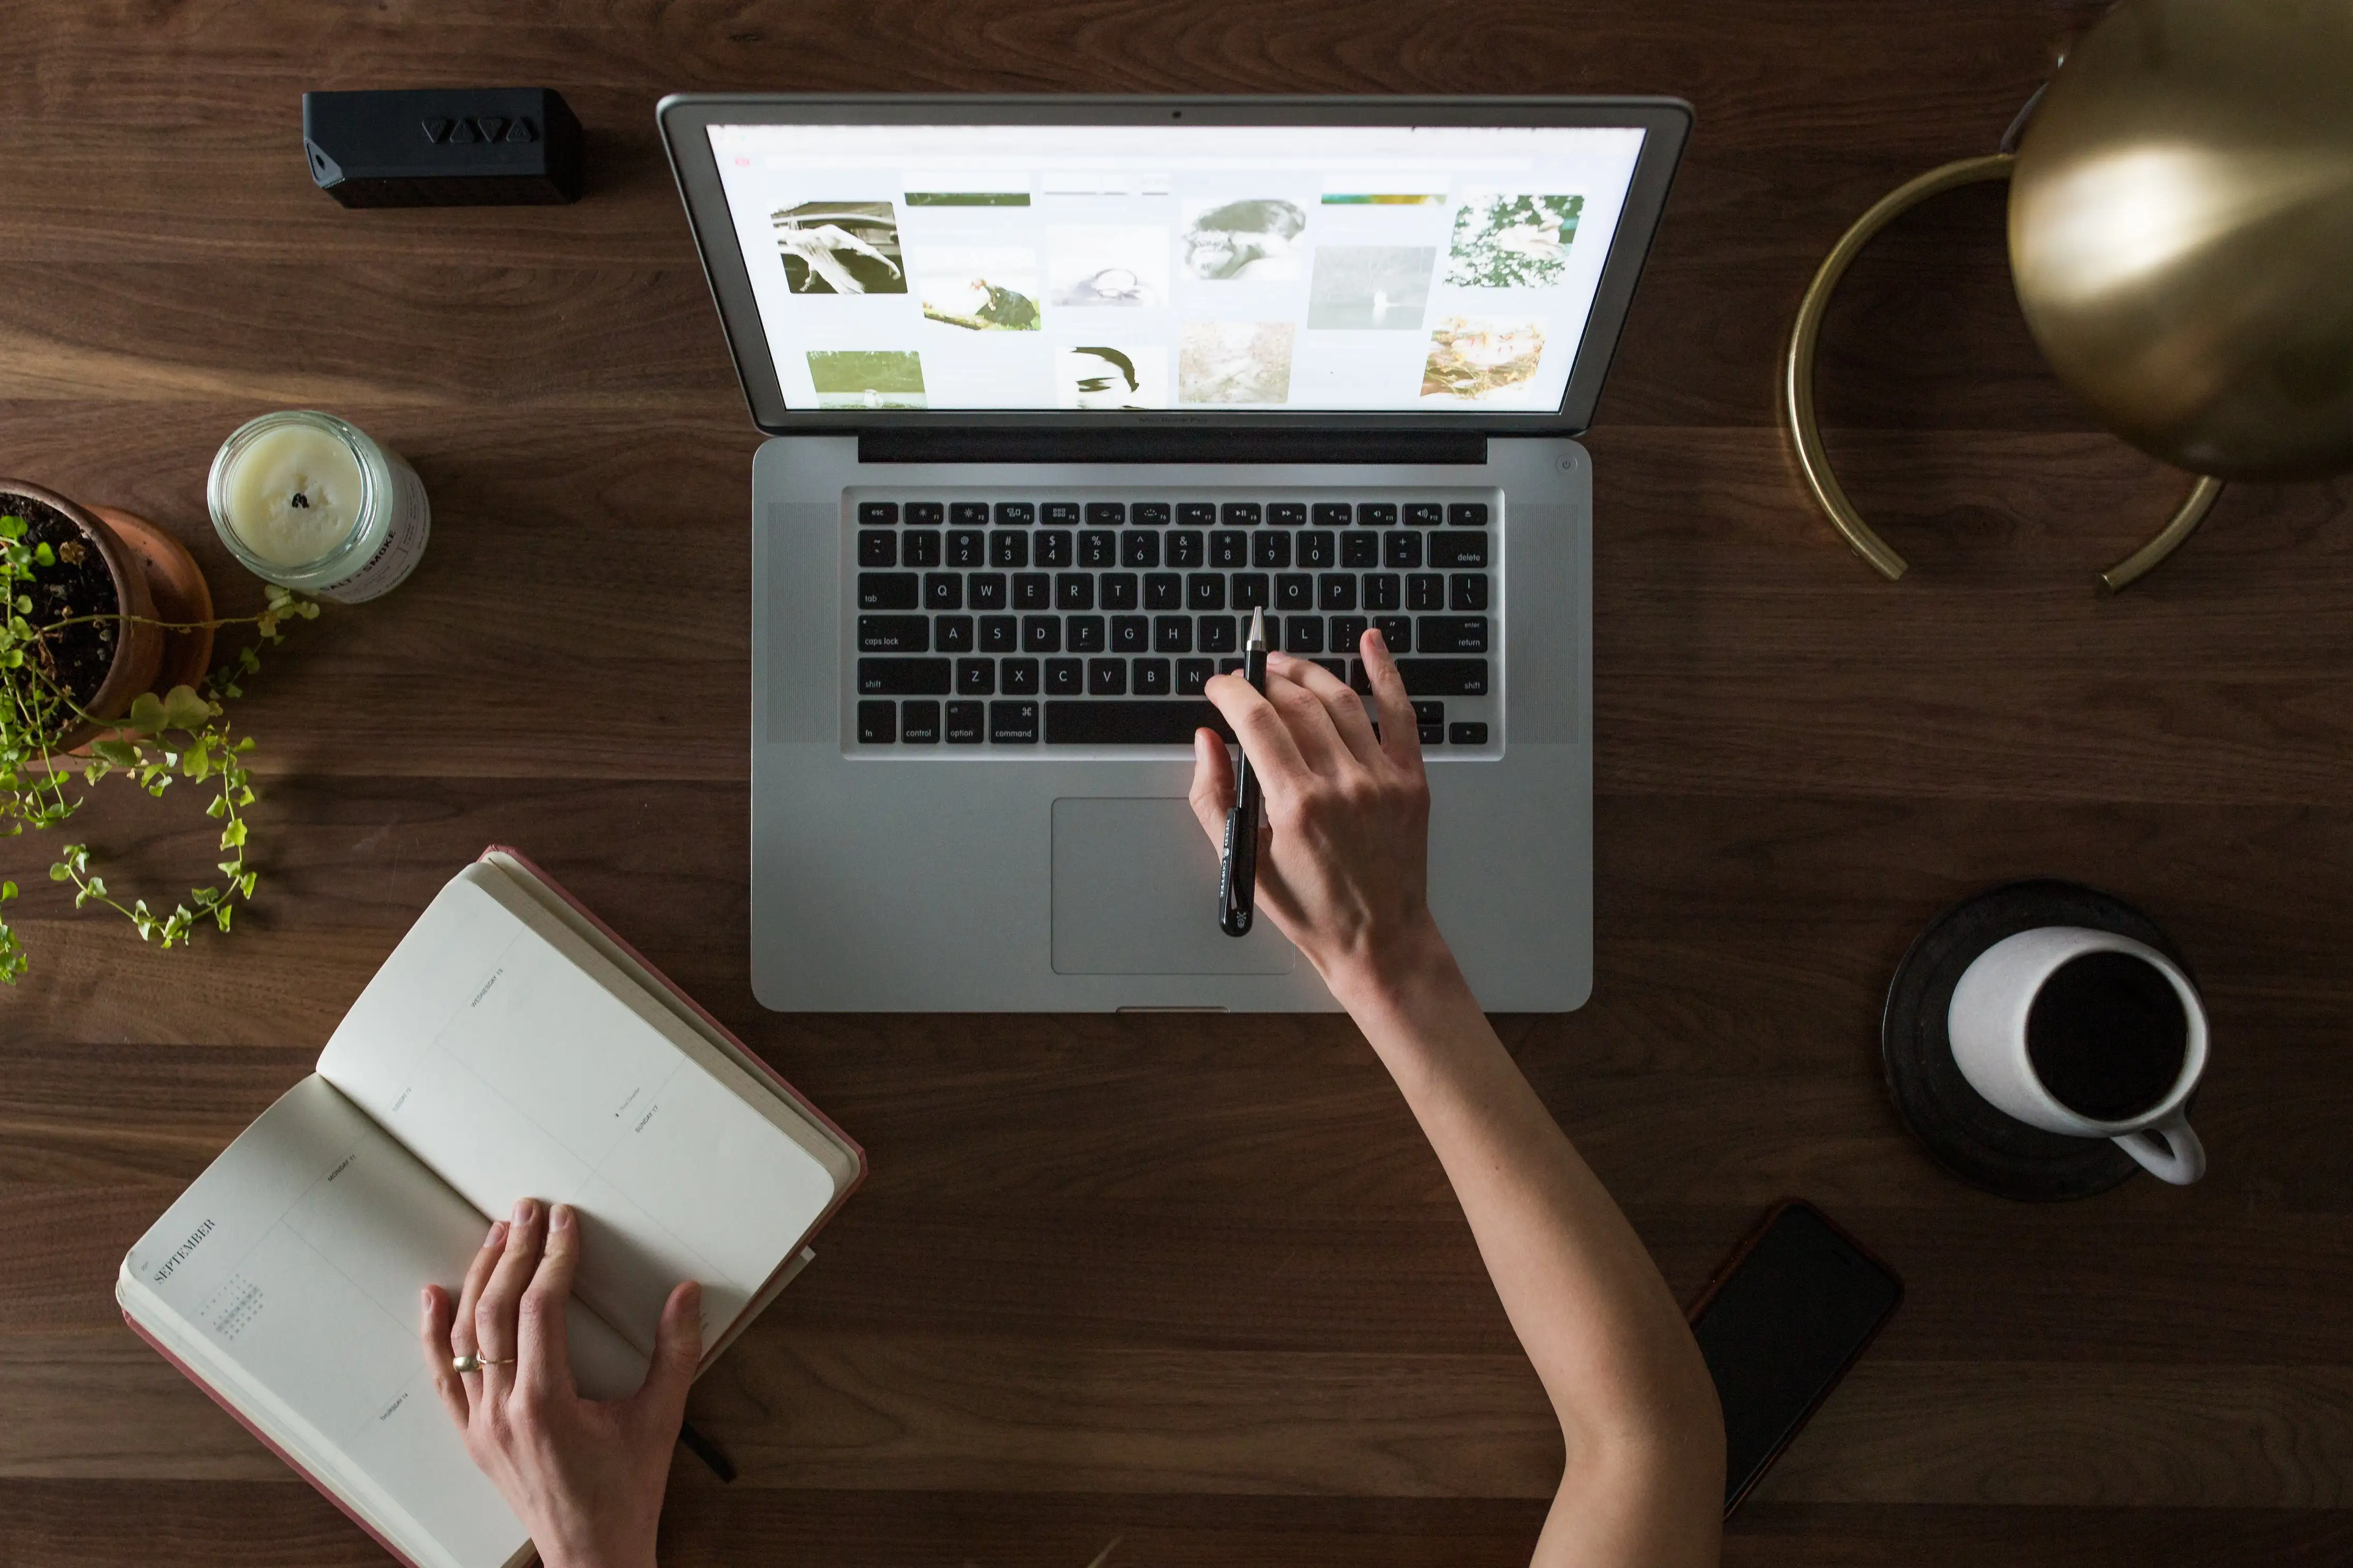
[1946,926,2207,1184]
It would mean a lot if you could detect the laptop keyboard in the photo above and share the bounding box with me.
[846,493,1499,752]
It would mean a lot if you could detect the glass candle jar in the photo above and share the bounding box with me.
[207,410,431,602]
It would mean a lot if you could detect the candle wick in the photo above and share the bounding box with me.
[290,492,310,508]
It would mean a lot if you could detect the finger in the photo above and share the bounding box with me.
[1284,644,1384,769]
[420,1285,470,1430]
[474,1198,546,1403]
[450,1219,505,1388]
[1360,629,1424,775]
[1187,728,1236,849]
[1260,656,1352,776]
[627,1280,704,1439]
[517,1202,581,1406]
[1203,672,1313,790]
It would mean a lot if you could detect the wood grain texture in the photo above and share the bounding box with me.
[3,1,2350,1564]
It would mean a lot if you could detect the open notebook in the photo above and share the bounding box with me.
[117,848,865,1568]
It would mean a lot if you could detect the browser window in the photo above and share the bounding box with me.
[705,122,1647,414]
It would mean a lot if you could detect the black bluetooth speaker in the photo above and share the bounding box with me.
[302,88,584,207]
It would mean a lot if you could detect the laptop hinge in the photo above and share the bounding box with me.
[857,428,1488,466]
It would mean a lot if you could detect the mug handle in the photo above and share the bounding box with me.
[2114,1111,2206,1185]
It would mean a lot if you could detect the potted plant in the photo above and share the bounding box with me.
[0,479,316,982]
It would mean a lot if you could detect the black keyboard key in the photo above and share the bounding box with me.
[1036,530,1074,569]
[946,700,984,743]
[1068,615,1106,652]
[1357,502,1398,527]
[994,501,1034,526]
[1450,722,1488,745]
[1210,530,1248,567]
[1419,722,1445,746]
[951,502,989,525]
[1412,700,1445,725]
[1430,533,1488,568]
[948,528,984,567]
[1188,573,1227,611]
[1132,502,1171,526]
[1331,615,1367,653]
[924,572,963,611]
[903,530,941,567]
[857,532,898,568]
[858,572,917,610]
[969,572,1008,611]
[936,615,974,652]
[1451,574,1490,612]
[900,699,941,743]
[1365,573,1402,611]
[1178,502,1217,526]
[1022,615,1061,653]
[1014,573,1050,610]
[956,658,996,695]
[1341,533,1378,568]
[1410,504,1444,528]
[1314,658,1348,682]
[990,700,1039,743]
[1042,502,1081,525]
[1311,502,1351,527]
[1055,573,1094,610]
[1002,657,1040,695]
[1087,657,1127,695]
[1145,572,1182,610]
[1284,617,1325,654]
[989,531,1029,569]
[1417,616,1488,653]
[1300,531,1336,568]
[1086,501,1127,526]
[1046,657,1084,696]
[1269,502,1307,526]
[858,614,929,652]
[1101,573,1139,610]
[1376,614,1413,652]
[1448,502,1490,527]
[1407,573,1444,611]
[1222,502,1262,527]
[1397,658,1488,695]
[1153,615,1193,653]
[1404,502,1442,527]
[1080,528,1117,567]
[1318,574,1358,611]
[1276,573,1313,611]
[1133,658,1172,695]
[858,657,950,695]
[1177,658,1214,695]
[1121,532,1161,569]
[1200,615,1238,653]
[1384,533,1423,569]
[906,502,944,526]
[1168,531,1205,569]
[1233,573,1270,609]
[1347,660,1373,695]
[858,501,898,526]
[857,699,896,743]
[1111,614,1149,653]
[1253,532,1293,569]
[980,614,1017,653]
[1046,699,1234,745]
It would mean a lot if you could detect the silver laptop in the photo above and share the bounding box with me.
[657,95,1689,1011]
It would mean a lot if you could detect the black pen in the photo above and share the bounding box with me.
[1218,607,1269,937]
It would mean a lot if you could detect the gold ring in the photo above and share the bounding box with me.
[451,1353,513,1373]
[1782,152,2225,593]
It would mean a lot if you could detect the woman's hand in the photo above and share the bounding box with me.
[1189,629,1448,1003]
[419,1199,703,1568]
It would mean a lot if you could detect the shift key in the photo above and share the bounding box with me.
[1396,658,1488,696]
[858,572,919,609]
[857,657,951,695]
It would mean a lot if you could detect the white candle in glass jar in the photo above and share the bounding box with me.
[216,420,368,566]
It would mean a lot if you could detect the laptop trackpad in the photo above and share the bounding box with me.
[1051,797,1295,975]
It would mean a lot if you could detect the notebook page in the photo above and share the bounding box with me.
[317,871,842,1355]
[120,1075,649,1568]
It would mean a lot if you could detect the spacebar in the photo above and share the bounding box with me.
[1046,700,1236,744]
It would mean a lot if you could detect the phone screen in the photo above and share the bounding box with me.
[1687,1201,1902,1513]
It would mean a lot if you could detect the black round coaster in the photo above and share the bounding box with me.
[1881,879,2193,1201]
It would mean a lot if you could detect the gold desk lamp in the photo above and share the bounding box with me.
[1785,0,2353,591]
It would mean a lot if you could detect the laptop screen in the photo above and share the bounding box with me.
[703,122,1648,416]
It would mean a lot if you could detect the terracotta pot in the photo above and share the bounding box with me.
[0,479,177,752]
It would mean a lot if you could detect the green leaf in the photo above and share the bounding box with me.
[160,685,211,732]
[88,739,139,768]
[0,881,14,900]
[32,543,53,567]
[0,515,23,539]
[126,691,166,736]
[219,818,248,849]
[48,862,70,882]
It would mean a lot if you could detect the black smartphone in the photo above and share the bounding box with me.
[1685,1199,1903,1516]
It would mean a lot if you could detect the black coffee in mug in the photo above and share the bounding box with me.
[2025,951,2188,1121]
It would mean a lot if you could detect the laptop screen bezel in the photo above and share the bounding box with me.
[657,93,1691,437]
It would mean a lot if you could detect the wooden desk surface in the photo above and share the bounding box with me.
[5,4,2350,1563]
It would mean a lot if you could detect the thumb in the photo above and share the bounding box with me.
[628,1280,703,1433]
